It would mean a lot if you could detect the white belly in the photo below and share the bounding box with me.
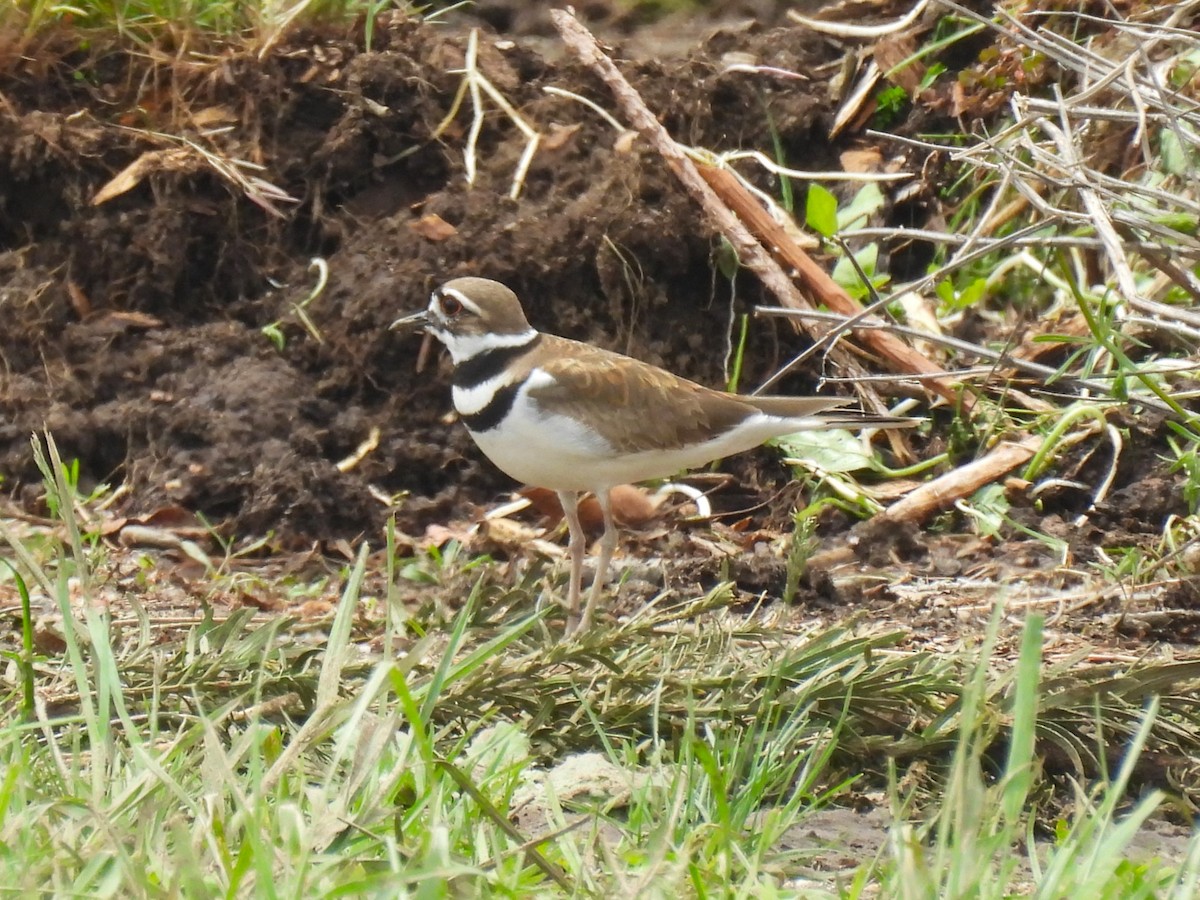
[467,391,620,492]
[465,387,800,493]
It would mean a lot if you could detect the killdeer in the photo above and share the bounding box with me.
[394,277,912,635]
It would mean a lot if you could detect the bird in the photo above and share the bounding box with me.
[393,277,913,635]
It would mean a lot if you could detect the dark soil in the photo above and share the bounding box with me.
[0,0,1192,611]
[0,6,869,541]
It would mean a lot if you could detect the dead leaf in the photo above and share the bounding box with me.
[239,589,285,612]
[101,505,200,540]
[189,106,238,128]
[577,494,610,531]
[66,280,91,317]
[830,59,881,139]
[690,534,740,558]
[480,516,541,550]
[613,130,638,153]
[118,525,188,551]
[34,622,67,655]
[950,80,969,119]
[331,539,357,560]
[520,484,662,533]
[542,122,581,151]
[92,148,191,206]
[869,479,924,501]
[100,516,128,537]
[733,528,787,550]
[894,291,942,358]
[421,521,474,550]
[84,310,165,332]
[840,148,883,173]
[608,484,662,528]
[520,487,566,523]
[139,505,206,530]
[231,693,304,721]
[873,35,923,93]
[409,213,457,242]
[297,599,335,619]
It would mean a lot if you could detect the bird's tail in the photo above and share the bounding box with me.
[812,410,921,430]
[742,395,919,430]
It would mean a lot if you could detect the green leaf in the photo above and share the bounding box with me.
[772,428,877,473]
[805,183,838,237]
[918,61,947,92]
[837,183,885,231]
[935,278,956,306]
[261,323,286,351]
[937,276,988,312]
[1161,129,1191,176]
[874,85,909,123]
[831,243,880,294]
[964,482,1009,537]
[1151,212,1198,236]
[1001,614,1043,825]
[715,235,740,280]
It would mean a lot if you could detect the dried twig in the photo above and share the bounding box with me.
[877,438,1043,525]
[435,29,541,201]
[759,306,1178,414]
[787,0,932,39]
[102,126,299,218]
[697,166,959,403]
[550,10,941,414]
[549,11,824,334]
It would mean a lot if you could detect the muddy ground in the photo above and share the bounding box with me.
[0,0,1196,645]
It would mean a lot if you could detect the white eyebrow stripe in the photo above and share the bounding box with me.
[436,286,483,317]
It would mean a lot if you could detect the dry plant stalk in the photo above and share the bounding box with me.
[877,437,1042,524]
[787,0,931,39]
[550,9,903,414]
[697,166,960,404]
[96,128,298,219]
[551,10,959,417]
[434,29,541,200]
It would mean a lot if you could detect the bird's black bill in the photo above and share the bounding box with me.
[390,309,429,331]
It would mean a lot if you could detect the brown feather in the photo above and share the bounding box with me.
[740,395,853,418]
[526,335,825,455]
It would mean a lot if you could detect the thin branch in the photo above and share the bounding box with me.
[549,9,913,414]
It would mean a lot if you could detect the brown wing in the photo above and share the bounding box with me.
[528,336,761,454]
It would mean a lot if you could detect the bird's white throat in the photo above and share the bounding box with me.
[437,327,539,364]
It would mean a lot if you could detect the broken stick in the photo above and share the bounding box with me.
[876,437,1042,524]
[551,8,957,406]
[550,9,891,412]
[698,166,960,404]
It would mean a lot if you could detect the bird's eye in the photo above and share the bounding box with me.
[440,295,464,317]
